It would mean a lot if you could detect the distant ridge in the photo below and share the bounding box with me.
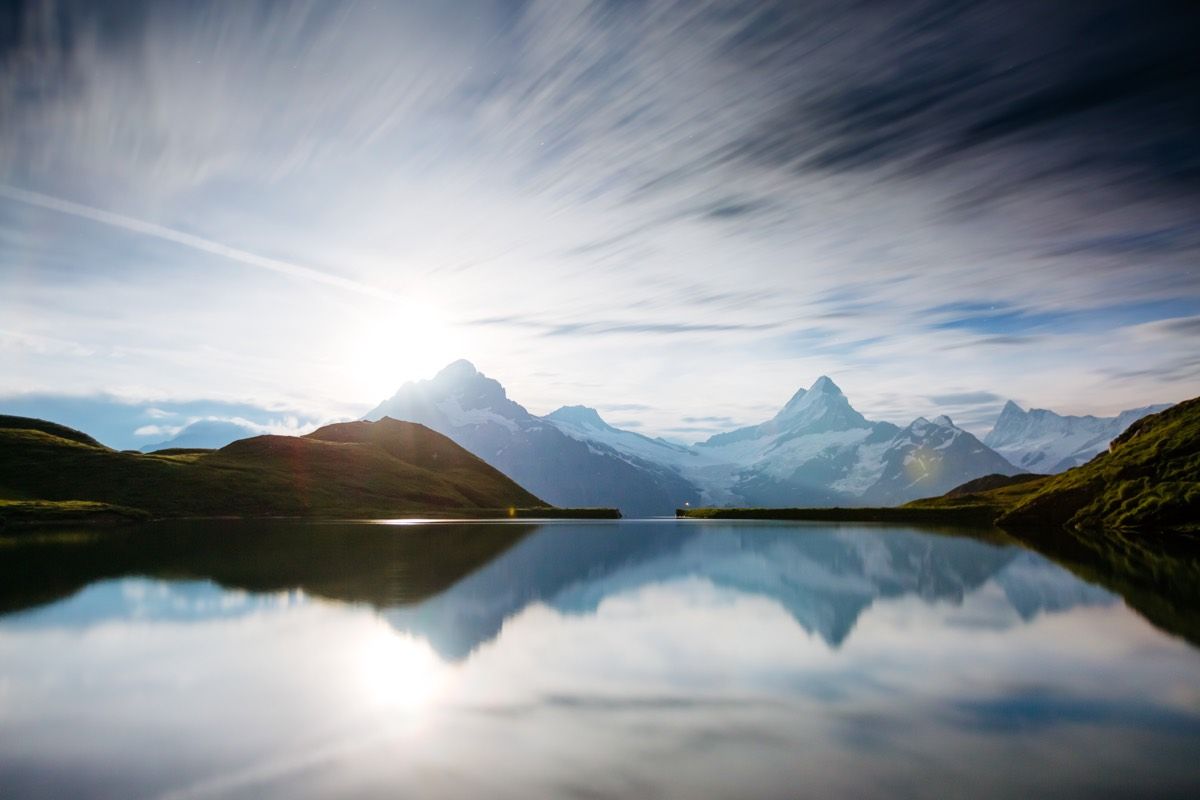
[984,400,1170,472]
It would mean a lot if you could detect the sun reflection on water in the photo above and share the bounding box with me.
[356,626,447,712]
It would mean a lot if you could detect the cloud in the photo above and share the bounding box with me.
[1046,225,1200,257]
[929,299,1200,337]
[0,0,1197,432]
[681,415,739,425]
[926,392,1002,406]
[1156,317,1200,337]
[1105,354,1200,384]
[700,197,773,220]
[600,403,654,412]
[133,424,181,437]
[0,185,396,300]
[467,315,779,338]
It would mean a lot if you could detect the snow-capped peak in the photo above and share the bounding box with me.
[905,415,961,439]
[983,398,1170,473]
[764,376,868,435]
[776,387,807,417]
[808,375,842,395]
[545,405,611,431]
[434,359,480,382]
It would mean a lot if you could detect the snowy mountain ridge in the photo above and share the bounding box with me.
[983,400,1170,472]
[360,361,1168,515]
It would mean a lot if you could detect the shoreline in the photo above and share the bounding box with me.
[0,501,620,530]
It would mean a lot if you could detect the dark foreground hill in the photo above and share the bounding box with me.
[903,396,1199,536]
[995,397,1199,534]
[0,415,555,521]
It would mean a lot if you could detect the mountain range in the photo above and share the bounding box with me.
[984,400,1171,472]
[369,360,1165,515]
[81,359,1168,517]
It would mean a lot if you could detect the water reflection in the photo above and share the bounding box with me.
[1,520,1198,799]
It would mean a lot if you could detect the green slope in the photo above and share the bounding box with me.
[680,396,1199,538]
[901,396,1199,536]
[997,396,1200,534]
[0,415,549,520]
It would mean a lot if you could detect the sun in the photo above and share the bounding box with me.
[343,300,465,401]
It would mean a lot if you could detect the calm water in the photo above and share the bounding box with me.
[2,519,1199,799]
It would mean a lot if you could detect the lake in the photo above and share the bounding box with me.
[2,519,1199,799]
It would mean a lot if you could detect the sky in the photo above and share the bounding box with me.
[2,0,1199,445]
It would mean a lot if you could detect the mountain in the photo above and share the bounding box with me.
[365,361,700,516]
[905,395,1198,535]
[139,419,261,452]
[996,396,1199,534]
[560,375,1021,508]
[857,415,1023,505]
[543,405,695,466]
[0,415,548,519]
[984,400,1170,472]
[689,376,892,506]
[367,367,1023,511]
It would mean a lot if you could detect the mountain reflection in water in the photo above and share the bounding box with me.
[1,519,1198,800]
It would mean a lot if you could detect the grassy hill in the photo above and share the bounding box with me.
[905,396,1199,536]
[0,415,556,522]
[997,396,1199,534]
[680,396,1199,538]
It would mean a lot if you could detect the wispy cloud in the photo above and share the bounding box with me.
[926,392,1002,406]
[466,315,779,338]
[1,0,1197,432]
[0,185,396,300]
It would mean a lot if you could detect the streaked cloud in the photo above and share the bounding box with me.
[1,0,1197,436]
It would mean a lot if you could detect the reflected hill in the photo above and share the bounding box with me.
[0,519,535,616]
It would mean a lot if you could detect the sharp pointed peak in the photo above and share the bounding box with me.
[435,359,479,378]
[809,375,842,394]
[1000,399,1024,414]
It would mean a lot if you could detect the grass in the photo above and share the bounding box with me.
[0,415,618,523]
[0,499,151,527]
[996,396,1200,535]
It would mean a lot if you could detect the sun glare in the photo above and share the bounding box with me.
[357,628,446,712]
[344,300,465,401]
